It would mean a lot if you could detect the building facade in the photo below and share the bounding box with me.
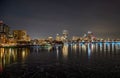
[0,21,10,44]
[13,30,30,41]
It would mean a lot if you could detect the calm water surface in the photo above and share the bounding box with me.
[0,43,120,78]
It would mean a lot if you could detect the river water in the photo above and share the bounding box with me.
[0,43,120,78]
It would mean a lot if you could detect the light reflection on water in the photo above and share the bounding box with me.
[87,43,91,59]
[0,43,120,73]
[0,48,30,72]
[62,44,68,59]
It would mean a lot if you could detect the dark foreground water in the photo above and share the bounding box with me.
[0,43,120,78]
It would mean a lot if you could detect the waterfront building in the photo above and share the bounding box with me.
[13,30,28,41]
[56,34,61,41]
[82,31,96,41]
[0,34,7,44]
[0,21,10,45]
[0,21,10,35]
[0,21,31,46]
[62,30,68,41]
[13,30,31,45]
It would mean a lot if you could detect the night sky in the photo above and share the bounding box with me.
[0,0,120,39]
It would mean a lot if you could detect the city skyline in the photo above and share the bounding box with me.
[1,0,120,38]
[1,20,120,39]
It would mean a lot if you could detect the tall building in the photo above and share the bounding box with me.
[0,21,10,35]
[56,34,61,41]
[87,31,96,40]
[62,30,69,41]
[0,34,7,44]
[82,31,96,41]
[0,21,10,44]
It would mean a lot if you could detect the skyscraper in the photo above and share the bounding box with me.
[0,21,10,44]
[62,30,69,41]
[0,21,10,35]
